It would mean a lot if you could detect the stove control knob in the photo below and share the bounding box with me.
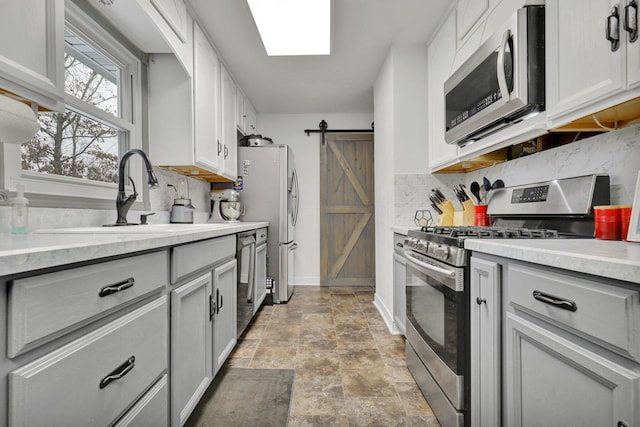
[417,240,428,252]
[406,238,417,249]
[434,245,450,260]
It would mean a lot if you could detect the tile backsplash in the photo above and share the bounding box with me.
[395,124,640,227]
[0,168,212,234]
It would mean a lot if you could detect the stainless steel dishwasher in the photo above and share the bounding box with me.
[236,230,256,338]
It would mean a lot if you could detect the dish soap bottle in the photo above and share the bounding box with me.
[11,184,28,235]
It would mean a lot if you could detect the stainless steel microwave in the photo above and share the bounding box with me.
[444,5,545,146]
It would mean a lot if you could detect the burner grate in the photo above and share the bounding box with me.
[419,226,561,239]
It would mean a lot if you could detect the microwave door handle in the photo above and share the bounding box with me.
[404,251,456,278]
[497,29,512,100]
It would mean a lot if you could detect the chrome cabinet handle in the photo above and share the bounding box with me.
[476,297,486,305]
[224,145,229,159]
[532,290,578,312]
[607,5,621,51]
[210,294,216,320]
[99,356,135,389]
[624,0,638,42]
[217,141,222,155]
[99,278,134,297]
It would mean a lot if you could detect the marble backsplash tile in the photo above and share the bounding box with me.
[395,124,640,228]
[0,168,213,234]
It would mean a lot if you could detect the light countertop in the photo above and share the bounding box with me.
[465,238,640,285]
[0,222,268,277]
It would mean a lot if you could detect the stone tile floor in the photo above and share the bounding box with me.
[224,285,441,427]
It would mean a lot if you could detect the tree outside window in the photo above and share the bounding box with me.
[20,29,125,184]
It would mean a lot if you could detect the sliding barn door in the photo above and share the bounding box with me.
[320,133,375,286]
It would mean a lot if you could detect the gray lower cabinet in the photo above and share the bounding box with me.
[170,235,237,426]
[504,312,640,427]
[471,253,640,427]
[9,296,168,427]
[254,239,267,313]
[212,258,237,374]
[393,233,406,334]
[171,272,214,427]
[469,256,501,427]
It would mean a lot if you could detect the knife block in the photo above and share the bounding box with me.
[435,200,454,226]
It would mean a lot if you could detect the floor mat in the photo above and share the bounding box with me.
[185,368,295,427]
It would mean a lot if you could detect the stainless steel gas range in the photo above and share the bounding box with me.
[404,174,611,427]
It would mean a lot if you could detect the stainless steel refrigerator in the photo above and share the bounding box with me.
[238,145,299,303]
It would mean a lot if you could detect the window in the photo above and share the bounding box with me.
[3,2,143,207]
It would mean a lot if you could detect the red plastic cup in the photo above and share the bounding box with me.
[474,205,491,226]
[593,206,621,240]
[619,205,632,241]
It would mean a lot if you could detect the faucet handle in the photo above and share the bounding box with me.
[128,177,138,196]
[140,212,155,225]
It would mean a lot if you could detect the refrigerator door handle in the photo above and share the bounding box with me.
[290,169,299,226]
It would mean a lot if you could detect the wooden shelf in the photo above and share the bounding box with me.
[434,148,509,173]
[551,97,640,132]
[157,165,234,183]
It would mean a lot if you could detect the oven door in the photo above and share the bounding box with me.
[404,249,466,410]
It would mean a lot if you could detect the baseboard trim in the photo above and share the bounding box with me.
[373,293,402,335]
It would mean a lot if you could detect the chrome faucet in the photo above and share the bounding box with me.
[115,149,159,225]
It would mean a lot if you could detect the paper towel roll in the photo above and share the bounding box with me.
[0,94,39,144]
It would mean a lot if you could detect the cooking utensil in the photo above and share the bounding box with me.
[483,177,492,191]
[479,186,487,205]
[491,179,505,189]
[470,182,481,204]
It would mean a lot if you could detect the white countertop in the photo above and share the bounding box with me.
[0,222,268,277]
[465,238,640,285]
[391,225,418,235]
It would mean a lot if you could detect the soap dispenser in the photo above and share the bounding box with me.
[11,184,28,234]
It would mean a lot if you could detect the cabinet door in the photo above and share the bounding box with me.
[254,243,267,313]
[627,0,640,89]
[393,251,406,335]
[171,273,213,427]
[546,0,625,123]
[236,90,246,133]
[213,259,237,374]
[428,10,458,171]
[150,0,189,42]
[0,0,64,110]
[220,65,238,180]
[504,312,640,427]
[193,21,220,172]
[244,101,257,134]
[470,257,501,427]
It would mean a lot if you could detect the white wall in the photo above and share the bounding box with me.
[373,45,429,332]
[256,113,374,285]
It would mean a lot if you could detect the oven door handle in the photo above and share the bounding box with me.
[404,251,456,278]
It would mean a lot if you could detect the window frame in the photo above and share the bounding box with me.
[1,1,146,210]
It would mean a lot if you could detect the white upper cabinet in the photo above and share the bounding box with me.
[193,21,221,172]
[428,10,459,171]
[236,89,257,135]
[0,0,64,110]
[546,0,640,127]
[220,65,238,180]
[629,0,640,89]
[457,0,491,42]
[89,0,193,75]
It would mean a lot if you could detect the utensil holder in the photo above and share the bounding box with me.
[474,205,491,226]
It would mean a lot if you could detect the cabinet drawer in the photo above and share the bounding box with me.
[8,250,168,358]
[256,227,268,245]
[114,375,168,427]
[9,296,168,427]
[508,262,640,361]
[171,235,236,283]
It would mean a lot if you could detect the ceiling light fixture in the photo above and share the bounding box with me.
[246,0,331,56]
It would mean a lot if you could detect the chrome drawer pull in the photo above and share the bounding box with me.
[99,278,135,297]
[99,356,135,389]
[532,290,578,312]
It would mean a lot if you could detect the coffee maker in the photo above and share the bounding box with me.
[209,189,244,222]
[170,178,195,223]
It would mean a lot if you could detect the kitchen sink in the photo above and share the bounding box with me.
[34,223,231,234]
